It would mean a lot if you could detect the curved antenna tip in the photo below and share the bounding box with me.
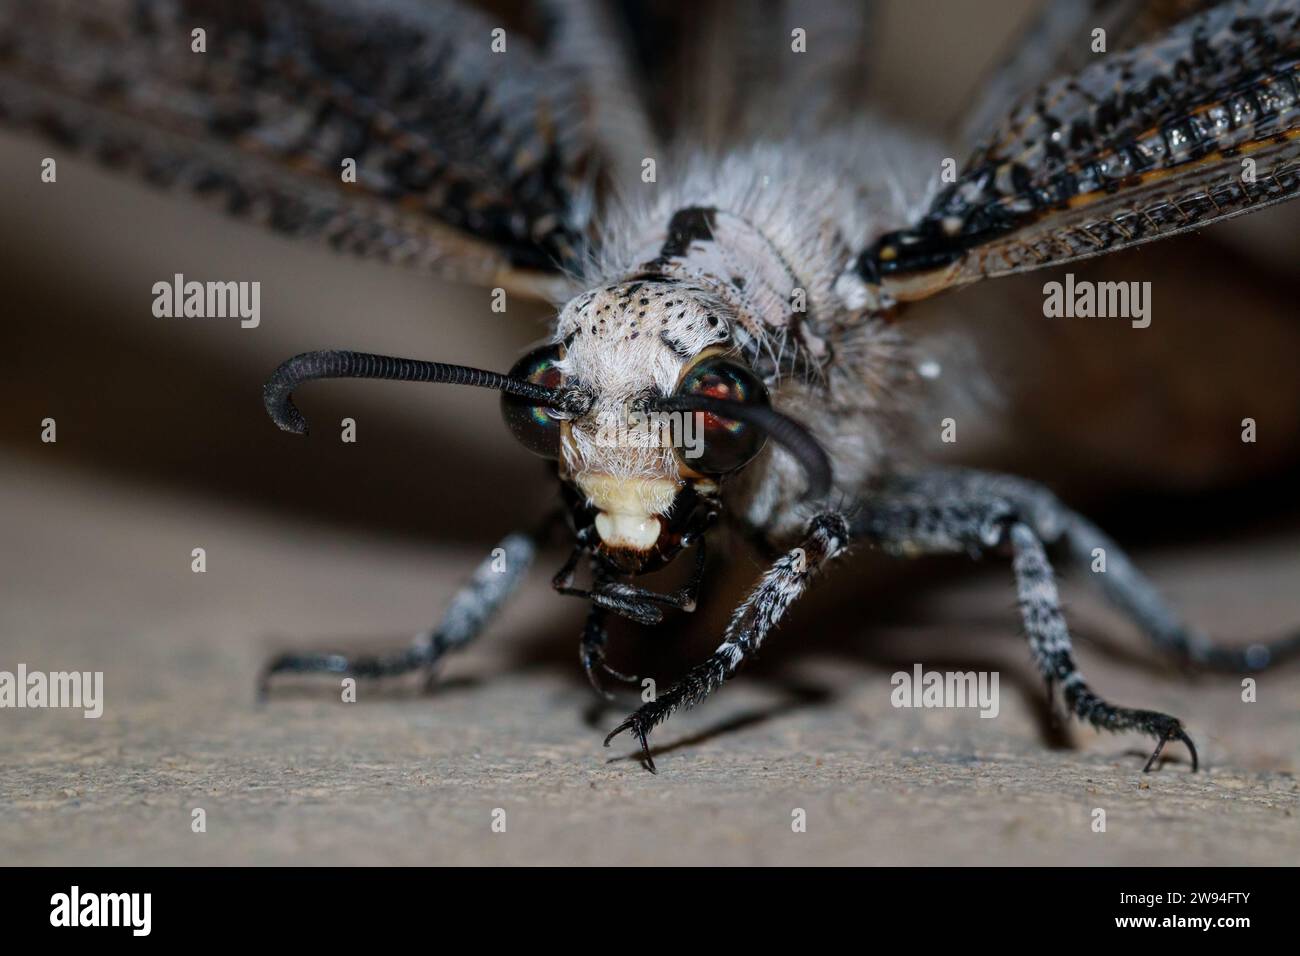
[263,376,309,435]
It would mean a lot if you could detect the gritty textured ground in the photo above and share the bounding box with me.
[2,455,1296,866]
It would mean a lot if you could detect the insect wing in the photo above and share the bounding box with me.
[848,0,1300,301]
[956,0,1221,152]
[0,0,626,299]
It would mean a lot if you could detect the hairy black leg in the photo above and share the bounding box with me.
[562,543,708,698]
[260,531,536,696]
[604,513,849,772]
[857,471,1199,771]
[1009,522,1197,772]
[884,469,1300,671]
[578,602,638,699]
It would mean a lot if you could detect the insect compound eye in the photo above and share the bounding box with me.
[674,355,769,474]
[500,344,564,458]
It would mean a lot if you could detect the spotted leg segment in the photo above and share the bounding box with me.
[876,469,1300,672]
[604,513,849,772]
[260,531,536,696]
[1060,511,1300,671]
[855,468,1246,771]
[1010,522,1197,772]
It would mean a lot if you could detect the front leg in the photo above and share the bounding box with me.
[604,514,849,772]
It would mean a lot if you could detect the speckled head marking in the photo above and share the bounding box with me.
[553,279,735,566]
[533,197,844,570]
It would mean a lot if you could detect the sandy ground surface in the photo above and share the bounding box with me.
[2,454,1296,866]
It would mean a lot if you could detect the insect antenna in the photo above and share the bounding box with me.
[263,349,581,434]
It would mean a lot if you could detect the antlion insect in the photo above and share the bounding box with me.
[6,0,1299,772]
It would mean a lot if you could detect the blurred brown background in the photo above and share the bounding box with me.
[1,0,1297,865]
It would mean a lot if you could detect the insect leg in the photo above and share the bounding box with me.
[259,531,536,697]
[592,540,708,613]
[1008,522,1196,773]
[883,468,1300,671]
[858,472,1197,771]
[552,539,708,626]
[561,545,708,698]
[1058,512,1300,671]
[552,548,662,625]
[578,602,639,700]
[604,514,849,772]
